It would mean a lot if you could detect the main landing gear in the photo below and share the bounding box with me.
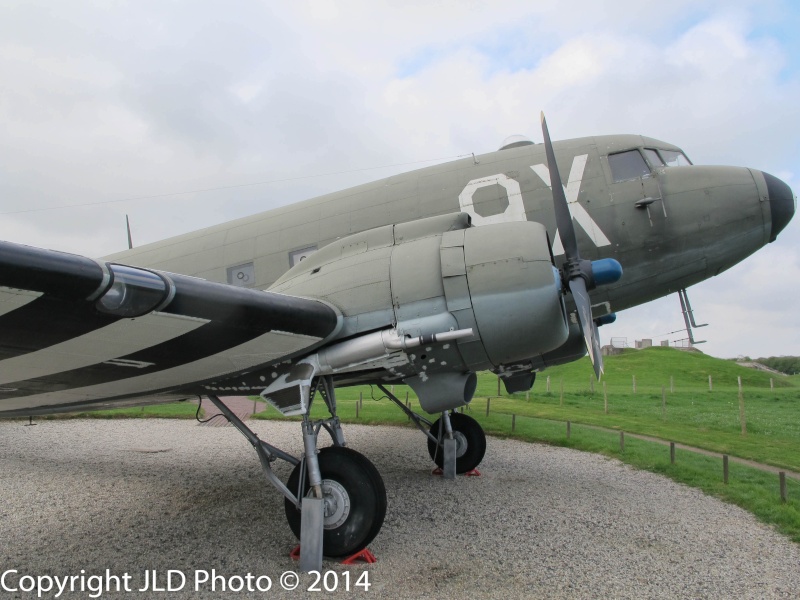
[205,376,386,572]
[376,384,487,478]
[206,378,486,570]
[427,412,486,474]
[284,446,386,557]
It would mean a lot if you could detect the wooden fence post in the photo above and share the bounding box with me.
[738,376,747,436]
[709,375,713,391]
[770,378,774,390]
[723,455,729,484]
[670,442,675,464]
[780,472,787,503]
[486,398,491,417]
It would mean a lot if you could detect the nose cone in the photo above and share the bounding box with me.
[763,171,795,242]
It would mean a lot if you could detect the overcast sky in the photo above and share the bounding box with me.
[1,0,798,359]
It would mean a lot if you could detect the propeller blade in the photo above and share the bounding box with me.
[541,112,579,260]
[568,276,604,379]
[541,112,609,380]
[592,318,604,378]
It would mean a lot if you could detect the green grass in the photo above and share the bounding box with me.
[499,347,800,472]
[24,401,201,420]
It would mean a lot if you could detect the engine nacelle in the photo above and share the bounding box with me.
[455,220,568,367]
[269,213,568,410]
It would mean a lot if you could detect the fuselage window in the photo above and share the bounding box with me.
[644,148,665,167]
[96,264,171,318]
[660,149,692,167]
[608,150,651,182]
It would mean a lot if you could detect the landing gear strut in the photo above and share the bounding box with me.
[376,384,487,476]
[285,446,386,557]
[427,412,486,474]
[205,377,386,570]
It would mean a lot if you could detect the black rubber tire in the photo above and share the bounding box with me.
[284,446,387,558]
[427,412,487,474]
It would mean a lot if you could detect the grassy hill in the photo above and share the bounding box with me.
[528,346,792,391]
[471,346,800,472]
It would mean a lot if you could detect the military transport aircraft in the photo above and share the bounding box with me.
[0,116,794,569]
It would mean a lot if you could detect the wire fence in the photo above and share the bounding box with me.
[345,389,797,505]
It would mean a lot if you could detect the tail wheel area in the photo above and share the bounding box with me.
[427,412,486,474]
[285,446,387,558]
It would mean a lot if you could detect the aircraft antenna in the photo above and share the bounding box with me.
[126,214,133,249]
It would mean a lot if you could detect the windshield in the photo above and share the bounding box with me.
[609,147,694,183]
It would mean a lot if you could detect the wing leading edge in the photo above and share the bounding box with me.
[0,240,342,416]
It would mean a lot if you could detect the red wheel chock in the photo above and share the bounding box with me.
[289,545,377,564]
[431,467,481,477]
[342,547,377,564]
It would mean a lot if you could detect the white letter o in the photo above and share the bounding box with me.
[458,174,526,225]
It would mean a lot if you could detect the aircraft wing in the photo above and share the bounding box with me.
[0,240,341,417]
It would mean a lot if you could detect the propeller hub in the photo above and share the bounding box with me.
[590,258,623,287]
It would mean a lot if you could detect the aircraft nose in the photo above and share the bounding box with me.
[761,171,796,242]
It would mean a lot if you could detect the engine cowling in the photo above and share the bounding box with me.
[269,213,568,411]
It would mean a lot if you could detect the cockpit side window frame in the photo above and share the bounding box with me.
[643,148,665,169]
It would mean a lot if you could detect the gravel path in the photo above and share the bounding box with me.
[1,419,798,599]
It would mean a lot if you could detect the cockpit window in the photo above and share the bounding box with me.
[643,148,664,167]
[660,149,692,167]
[608,150,651,182]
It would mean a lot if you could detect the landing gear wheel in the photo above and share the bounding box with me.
[285,446,387,558]
[427,412,486,474]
